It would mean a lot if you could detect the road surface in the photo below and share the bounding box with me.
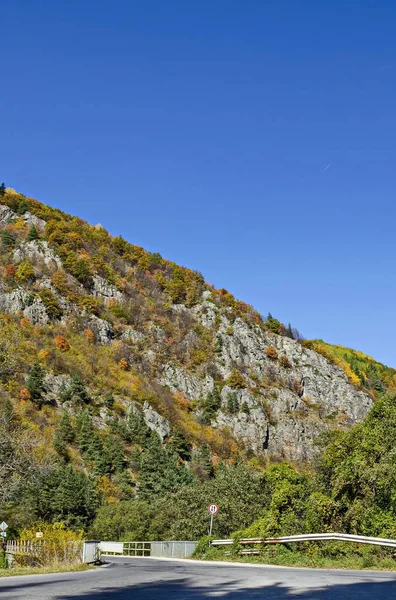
[0,556,395,599]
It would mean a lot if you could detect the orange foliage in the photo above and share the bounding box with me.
[19,317,30,328]
[84,328,96,344]
[5,264,16,278]
[19,387,31,402]
[265,346,278,360]
[119,358,129,370]
[55,335,70,351]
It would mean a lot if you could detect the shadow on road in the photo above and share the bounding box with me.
[50,576,396,599]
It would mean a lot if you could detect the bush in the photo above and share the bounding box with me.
[265,346,278,360]
[227,370,246,389]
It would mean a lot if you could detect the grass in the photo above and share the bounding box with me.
[0,563,94,577]
[196,547,396,572]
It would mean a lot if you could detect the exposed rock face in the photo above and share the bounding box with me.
[0,205,15,224]
[158,298,373,462]
[121,328,145,343]
[160,363,214,400]
[92,275,123,304]
[14,241,62,270]
[22,211,46,231]
[0,288,49,325]
[142,401,171,441]
[87,315,113,345]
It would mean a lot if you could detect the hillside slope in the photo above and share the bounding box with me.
[0,189,378,474]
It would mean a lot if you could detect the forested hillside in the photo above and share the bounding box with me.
[0,185,395,556]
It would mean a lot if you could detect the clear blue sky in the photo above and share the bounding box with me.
[1,1,395,366]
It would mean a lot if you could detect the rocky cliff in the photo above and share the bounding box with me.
[0,189,376,465]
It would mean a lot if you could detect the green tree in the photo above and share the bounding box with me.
[61,374,90,405]
[26,362,46,408]
[138,433,194,500]
[27,224,40,241]
[22,465,98,530]
[226,392,239,414]
[57,411,75,443]
[17,199,28,214]
[0,183,5,196]
[168,428,192,461]
[1,229,16,249]
[39,288,63,320]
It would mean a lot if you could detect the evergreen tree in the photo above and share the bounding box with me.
[138,432,194,500]
[202,386,222,424]
[26,362,46,408]
[27,225,40,241]
[126,408,149,445]
[195,443,214,479]
[241,401,250,415]
[58,411,75,443]
[75,410,95,453]
[169,428,192,461]
[226,392,239,414]
[104,393,114,409]
[102,436,126,474]
[23,464,98,529]
[1,229,15,249]
[0,183,5,196]
[16,199,28,214]
[62,374,90,405]
[53,432,70,462]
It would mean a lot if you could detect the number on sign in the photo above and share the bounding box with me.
[208,504,218,515]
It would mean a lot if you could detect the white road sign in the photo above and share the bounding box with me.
[0,522,7,531]
[208,504,218,516]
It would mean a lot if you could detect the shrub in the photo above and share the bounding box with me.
[55,335,70,352]
[227,369,246,389]
[27,224,40,241]
[279,355,292,368]
[265,346,278,360]
[15,260,35,282]
[39,288,63,320]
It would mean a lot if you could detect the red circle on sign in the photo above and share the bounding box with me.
[208,504,218,515]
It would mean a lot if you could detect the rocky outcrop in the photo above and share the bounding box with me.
[142,401,171,441]
[0,288,49,325]
[92,275,123,304]
[87,314,113,345]
[156,299,373,462]
[13,241,62,270]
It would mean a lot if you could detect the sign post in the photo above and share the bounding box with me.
[0,522,7,554]
[207,504,218,536]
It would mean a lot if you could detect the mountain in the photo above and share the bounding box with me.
[0,185,394,539]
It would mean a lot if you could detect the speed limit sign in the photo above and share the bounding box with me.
[208,503,218,515]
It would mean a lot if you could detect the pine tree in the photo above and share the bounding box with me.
[26,362,46,408]
[226,392,239,414]
[104,393,114,409]
[126,409,148,445]
[0,183,5,196]
[75,410,95,453]
[196,443,214,479]
[69,374,90,405]
[241,401,250,415]
[17,199,28,214]
[27,225,40,241]
[58,411,75,443]
[1,229,15,249]
[169,428,192,461]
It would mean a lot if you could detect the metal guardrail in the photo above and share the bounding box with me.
[99,540,198,559]
[211,533,396,549]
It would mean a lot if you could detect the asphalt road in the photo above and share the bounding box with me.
[0,556,396,599]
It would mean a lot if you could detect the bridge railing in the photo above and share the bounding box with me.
[99,540,198,559]
[211,533,396,551]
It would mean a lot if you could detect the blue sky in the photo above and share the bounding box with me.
[1,1,395,366]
